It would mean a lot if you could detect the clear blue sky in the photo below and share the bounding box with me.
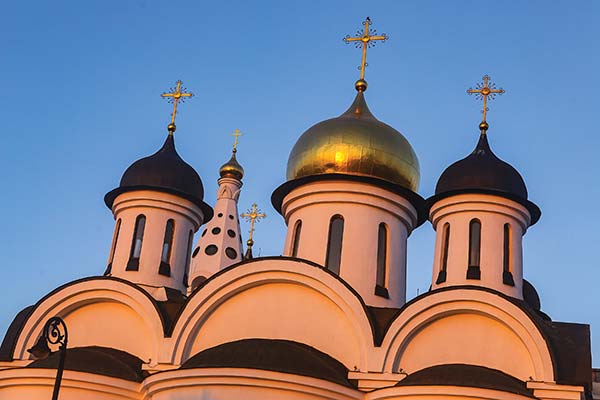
[1,1,598,363]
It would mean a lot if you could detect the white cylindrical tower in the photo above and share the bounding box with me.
[272,86,425,308]
[276,178,420,307]
[426,126,540,299]
[104,131,213,297]
[189,150,245,291]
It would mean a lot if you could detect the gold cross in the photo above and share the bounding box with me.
[467,75,505,126]
[344,17,388,86]
[161,80,193,133]
[231,129,243,153]
[241,203,266,247]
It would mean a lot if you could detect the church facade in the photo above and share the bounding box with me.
[0,18,597,400]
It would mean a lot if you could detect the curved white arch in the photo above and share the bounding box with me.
[13,278,165,363]
[169,258,375,369]
[380,289,555,382]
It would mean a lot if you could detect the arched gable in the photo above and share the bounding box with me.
[13,277,164,363]
[380,288,555,382]
[170,258,374,370]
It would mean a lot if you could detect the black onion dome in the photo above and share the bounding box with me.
[430,133,540,224]
[436,133,527,197]
[105,134,213,221]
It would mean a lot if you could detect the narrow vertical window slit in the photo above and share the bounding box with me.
[503,223,515,286]
[325,215,344,275]
[127,215,146,271]
[159,219,175,276]
[291,220,302,257]
[436,223,450,284]
[375,223,389,298]
[466,219,481,280]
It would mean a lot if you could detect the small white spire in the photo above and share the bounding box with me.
[188,137,246,292]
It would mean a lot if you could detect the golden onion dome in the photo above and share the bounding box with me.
[286,91,420,191]
[219,151,244,180]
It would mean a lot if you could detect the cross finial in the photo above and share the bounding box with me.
[467,75,505,132]
[161,80,194,134]
[241,203,266,257]
[231,129,243,153]
[344,17,388,92]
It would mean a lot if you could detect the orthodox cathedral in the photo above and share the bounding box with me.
[0,18,597,400]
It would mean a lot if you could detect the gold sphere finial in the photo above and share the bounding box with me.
[168,123,176,134]
[355,79,368,92]
[479,121,489,132]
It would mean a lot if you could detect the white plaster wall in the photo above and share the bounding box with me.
[108,190,204,294]
[170,259,374,370]
[395,312,534,380]
[366,385,537,400]
[10,263,555,385]
[186,282,362,370]
[0,369,140,400]
[190,177,243,289]
[1,261,577,399]
[13,280,163,364]
[143,368,362,400]
[62,302,153,361]
[280,181,418,308]
[0,368,582,400]
[149,385,316,400]
[528,382,586,400]
[381,289,555,383]
[429,194,531,299]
